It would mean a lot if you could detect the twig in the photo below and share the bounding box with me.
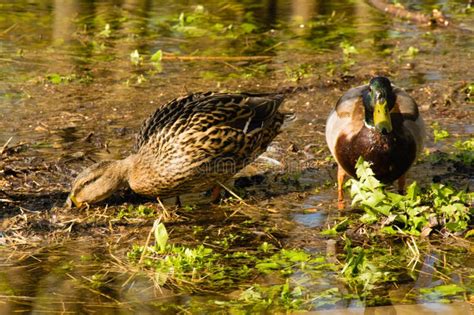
[162,54,272,62]
[2,23,17,34]
[366,0,450,27]
[138,217,162,265]
[0,137,12,155]
[216,181,265,220]
[0,57,46,65]
[216,180,248,205]
[156,197,170,219]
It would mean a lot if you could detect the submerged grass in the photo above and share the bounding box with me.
[126,221,334,294]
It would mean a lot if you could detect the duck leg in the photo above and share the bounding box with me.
[211,185,222,203]
[398,174,406,194]
[337,165,346,210]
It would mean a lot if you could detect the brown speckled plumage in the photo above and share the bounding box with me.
[68,92,286,206]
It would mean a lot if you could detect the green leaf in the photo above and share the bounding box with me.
[420,284,466,296]
[240,22,257,34]
[150,49,163,62]
[404,46,419,58]
[99,23,111,37]
[465,229,474,238]
[360,212,378,224]
[282,249,310,262]
[431,122,450,143]
[154,222,169,252]
[381,226,397,234]
[340,41,358,56]
[405,182,420,200]
[130,49,141,66]
[47,73,63,84]
[255,262,280,272]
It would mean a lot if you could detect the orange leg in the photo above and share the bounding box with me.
[337,165,346,210]
[398,174,406,194]
[211,186,222,203]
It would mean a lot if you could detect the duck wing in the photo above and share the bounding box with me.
[136,92,286,150]
[393,87,425,155]
[190,93,285,132]
[325,85,367,155]
[135,92,212,150]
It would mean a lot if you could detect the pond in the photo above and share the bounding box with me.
[0,0,473,313]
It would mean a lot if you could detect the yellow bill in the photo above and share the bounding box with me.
[66,194,82,208]
[373,100,392,133]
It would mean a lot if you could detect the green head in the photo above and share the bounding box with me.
[362,76,396,134]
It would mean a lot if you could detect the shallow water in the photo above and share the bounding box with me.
[0,0,473,313]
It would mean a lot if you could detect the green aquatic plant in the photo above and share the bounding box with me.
[452,138,474,166]
[347,157,472,236]
[117,205,156,219]
[99,23,111,38]
[404,46,419,58]
[130,49,142,66]
[255,248,327,275]
[321,218,349,235]
[213,281,307,312]
[431,122,450,143]
[420,284,466,303]
[127,223,336,295]
[150,49,163,63]
[465,83,474,102]
[284,64,313,82]
[171,6,258,40]
[45,73,92,84]
[341,238,399,295]
[340,40,358,56]
[128,223,260,289]
[426,137,474,167]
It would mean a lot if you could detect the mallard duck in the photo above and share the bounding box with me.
[67,92,288,207]
[325,76,425,208]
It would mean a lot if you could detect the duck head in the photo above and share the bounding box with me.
[66,159,130,208]
[362,76,396,134]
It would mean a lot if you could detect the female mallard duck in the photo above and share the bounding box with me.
[325,76,425,209]
[67,92,288,207]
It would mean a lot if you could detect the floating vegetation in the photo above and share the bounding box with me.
[404,46,420,58]
[127,222,331,293]
[172,6,258,40]
[116,205,156,220]
[432,122,450,143]
[420,284,467,303]
[465,83,474,102]
[426,137,474,169]
[284,64,314,82]
[346,157,472,236]
[45,73,92,85]
[130,49,142,66]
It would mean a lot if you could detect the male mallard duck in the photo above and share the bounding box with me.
[325,77,425,208]
[67,92,288,207]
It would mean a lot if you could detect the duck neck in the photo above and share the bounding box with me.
[117,154,138,183]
